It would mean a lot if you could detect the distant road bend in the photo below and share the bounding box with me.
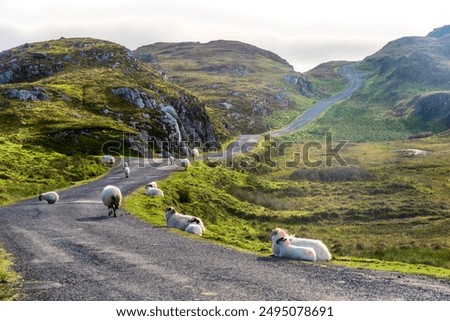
[1,64,450,300]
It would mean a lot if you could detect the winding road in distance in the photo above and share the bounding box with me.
[1,64,449,300]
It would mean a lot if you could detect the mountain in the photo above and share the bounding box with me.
[134,40,318,136]
[0,37,218,157]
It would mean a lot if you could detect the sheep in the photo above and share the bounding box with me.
[271,228,332,261]
[102,155,115,167]
[169,156,175,165]
[145,187,164,197]
[192,147,200,160]
[184,217,204,235]
[180,158,190,171]
[276,237,317,261]
[39,191,59,204]
[145,181,158,189]
[164,206,205,233]
[101,185,122,217]
[123,161,129,168]
[124,166,130,178]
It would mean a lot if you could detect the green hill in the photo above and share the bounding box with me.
[289,26,450,142]
[0,37,219,204]
[134,40,330,136]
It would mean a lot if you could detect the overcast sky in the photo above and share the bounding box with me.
[0,0,448,71]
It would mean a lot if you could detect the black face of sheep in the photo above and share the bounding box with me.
[189,217,200,224]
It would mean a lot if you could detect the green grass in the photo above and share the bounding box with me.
[124,133,450,279]
[0,248,20,300]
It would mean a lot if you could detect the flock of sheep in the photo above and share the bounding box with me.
[37,152,332,262]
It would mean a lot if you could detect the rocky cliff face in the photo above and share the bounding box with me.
[0,38,218,157]
[411,92,450,128]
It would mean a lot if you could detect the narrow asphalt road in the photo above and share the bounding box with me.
[271,63,365,137]
[1,65,449,300]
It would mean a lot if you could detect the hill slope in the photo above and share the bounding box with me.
[134,40,320,136]
[290,26,450,142]
[0,37,220,205]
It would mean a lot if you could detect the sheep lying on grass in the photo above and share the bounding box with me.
[145,187,164,197]
[101,185,122,217]
[164,206,205,234]
[39,191,59,204]
[276,237,317,261]
[180,158,190,171]
[184,217,204,235]
[145,181,157,189]
[271,228,332,261]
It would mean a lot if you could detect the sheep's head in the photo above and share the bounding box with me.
[38,194,43,201]
[270,228,288,242]
[275,237,288,245]
[165,206,176,214]
[189,217,200,224]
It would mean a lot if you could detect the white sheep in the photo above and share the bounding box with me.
[39,191,59,204]
[271,228,332,261]
[192,148,200,160]
[124,166,130,178]
[184,217,204,235]
[102,155,115,166]
[180,158,190,171]
[145,181,158,189]
[169,156,175,165]
[145,187,164,197]
[164,206,205,233]
[123,161,129,168]
[276,237,317,261]
[101,185,122,217]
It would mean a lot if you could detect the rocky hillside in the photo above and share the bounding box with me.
[0,37,218,157]
[359,25,450,130]
[134,40,317,136]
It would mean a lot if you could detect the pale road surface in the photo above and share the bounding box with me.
[1,65,450,300]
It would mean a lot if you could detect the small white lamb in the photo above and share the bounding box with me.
[276,237,317,261]
[184,217,204,235]
[145,187,164,197]
[180,158,190,171]
[39,191,59,204]
[192,148,200,160]
[271,228,332,261]
[169,156,175,165]
[164,206,205,233]
[101,185,122,217]
[124,166,130,178]
[145,181,158,189]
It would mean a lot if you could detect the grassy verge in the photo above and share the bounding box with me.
[124,133,450,279]
[0,248,20,300]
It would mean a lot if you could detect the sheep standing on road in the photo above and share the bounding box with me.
[101,185,122,217]
[124,166,130,178]
[169,156,175,165]
[192,148,200,160]
[164,206,205,233]
[39,191,59,204]
[180,158,190,171]
[271,228,332,261]
[276,237,317,261]
[102,155,115,167]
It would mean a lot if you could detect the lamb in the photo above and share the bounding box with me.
[270,228,332,261]
[184,217,204,235]
[180,158,190,171]
[124,166,130,178]
[38,191,59,204]
[164,206,205,233]
[101,185,122,217]
[123,162,129,168]
[102,155,115,166]
[169,156,175,165]
[145,187,164,197]
[145,181,158,189]
[276,237,317,261]
[192,147,200,160]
